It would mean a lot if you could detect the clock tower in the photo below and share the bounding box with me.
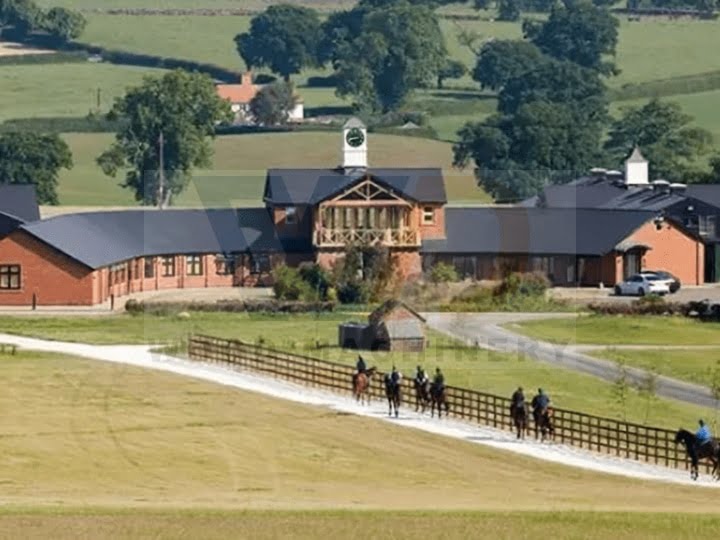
[342,117,367,170]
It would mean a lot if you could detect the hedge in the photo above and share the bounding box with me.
[0,116,123,133]
[125,298,336,314]
[0,51,87,66]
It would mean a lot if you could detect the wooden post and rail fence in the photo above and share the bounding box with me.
[187,334,698,474]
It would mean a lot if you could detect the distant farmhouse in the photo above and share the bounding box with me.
[215,71,304,125]
[1,120,720,306]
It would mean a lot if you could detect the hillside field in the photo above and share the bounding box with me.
[2,349,720,539]
[57,131,490,206]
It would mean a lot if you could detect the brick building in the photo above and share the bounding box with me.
[0,120,713,306]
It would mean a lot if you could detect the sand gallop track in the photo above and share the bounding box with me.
[0,332,716,488]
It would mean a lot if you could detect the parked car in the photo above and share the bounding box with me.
[641,270,681,293]
[614,274,671,296]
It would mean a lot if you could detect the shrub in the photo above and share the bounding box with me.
[124,299,335,314]
[429,262,458,284]
[337,281,371,304]
[494,272,549,298]
[298,262,331,300]
[272,264,314,301]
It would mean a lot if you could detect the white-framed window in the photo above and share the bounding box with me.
[285,206,297,225]
[186,255,204,276]
[422,206,434,225]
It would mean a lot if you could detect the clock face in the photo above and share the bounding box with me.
[346,127,365,148]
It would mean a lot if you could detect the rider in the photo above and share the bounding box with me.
[415,365,429,386]
[696,419,712,447]
[356,355,367,376]
[432,367,445,393]
[390,365,402,388]
[531,388,550,416]
[511,386,525,412]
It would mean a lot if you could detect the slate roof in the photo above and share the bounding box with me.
[0,184,40,222]
[18,208,296,270]
[422,207,656,256]
[382,319,425,340]
[264,168,447,205]
[687,185,720,209]
[0,211,24,238]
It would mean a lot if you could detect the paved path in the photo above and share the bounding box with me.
[424,313,718,410]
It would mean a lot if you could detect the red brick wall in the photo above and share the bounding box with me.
[0,231,95,306]
[623,220,704,285]
[393,249,422,280]
[416,204,446,240]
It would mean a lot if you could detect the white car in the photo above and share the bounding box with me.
[614,274,671,296]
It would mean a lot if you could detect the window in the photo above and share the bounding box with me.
[250,254,271,275]
[0,265,21,290]
[285,206,297,225]
[144,257,155,279]
[215,255,235,276]
[422,206,435,224]
[161,256,175,277]
[186,255,204,276]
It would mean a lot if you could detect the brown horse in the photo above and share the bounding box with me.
[430,383,449,419]
[384,375,402,418]
[510,403,529,440]
[414,379,431,413]
[352,367,377,405]
[675,429,720,481]
[533,406,555,441]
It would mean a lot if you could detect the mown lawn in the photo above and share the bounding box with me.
[4,509,720,540]
[592,348,720,388]
[57,131,489,206]
[0,313,713,428]
[0,350,717,517]
[514,315,720,346]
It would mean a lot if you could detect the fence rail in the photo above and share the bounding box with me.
[187,334,698,473]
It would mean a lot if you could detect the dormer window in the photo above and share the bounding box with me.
[285,206,297,225]
[422,207,435,225]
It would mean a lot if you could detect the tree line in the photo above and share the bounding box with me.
[0,0,86,44]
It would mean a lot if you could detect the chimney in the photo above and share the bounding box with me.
[241,71,253,86]
[625,147,649,186]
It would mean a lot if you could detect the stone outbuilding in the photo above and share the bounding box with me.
[338,300,426,352]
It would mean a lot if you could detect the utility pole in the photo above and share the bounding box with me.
[157,131,165,209]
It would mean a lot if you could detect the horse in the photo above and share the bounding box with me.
[532,406,555,442]
[413,378,431,413]
[352,366,377,405]
[675,429,720,481]
[384,375,402,418]
[510,403,529,440]
[430,383,449,419]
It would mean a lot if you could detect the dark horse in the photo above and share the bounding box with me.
[414,379,431,413]
[510,403,529,440]
[532,406,555,441]
[430,383,449,419]
[352,367,377,405]
[675,429,720,481]
[384,375,401,418]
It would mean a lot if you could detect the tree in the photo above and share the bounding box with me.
[702,156,720,184]
[234,5,322,82]
[42,6,86,43]
[498,59,607,118]
[523,1,619,74]
[249,81,298,126]
[333,2,447,112]
[473,40,545,91]
[97,70,232,207]
[0,132,72,205]
[605,99,713,181]
[0,0,39,39]
[497,0,521,20]
[437,59,467,89]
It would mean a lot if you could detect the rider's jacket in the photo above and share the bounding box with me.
[697,425,712,444]
[532,394,550,411]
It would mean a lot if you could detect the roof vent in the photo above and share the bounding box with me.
[670,182,687,192]
[590,167,607,177]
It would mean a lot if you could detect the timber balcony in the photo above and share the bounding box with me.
[313,228,421,248]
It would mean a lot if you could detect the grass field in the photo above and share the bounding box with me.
[1,350,718,515]
[0,63,163,122]
[5,509,720,540]
[592,348,720,387]
[514,315,720,346]
[0,313,713,428]
[57,131,489,206]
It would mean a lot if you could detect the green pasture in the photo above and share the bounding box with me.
[514,315,720,346]
[0,312,712,428]
[0,63,162,122]
[56,131,489,206]
[593,348,720,388]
